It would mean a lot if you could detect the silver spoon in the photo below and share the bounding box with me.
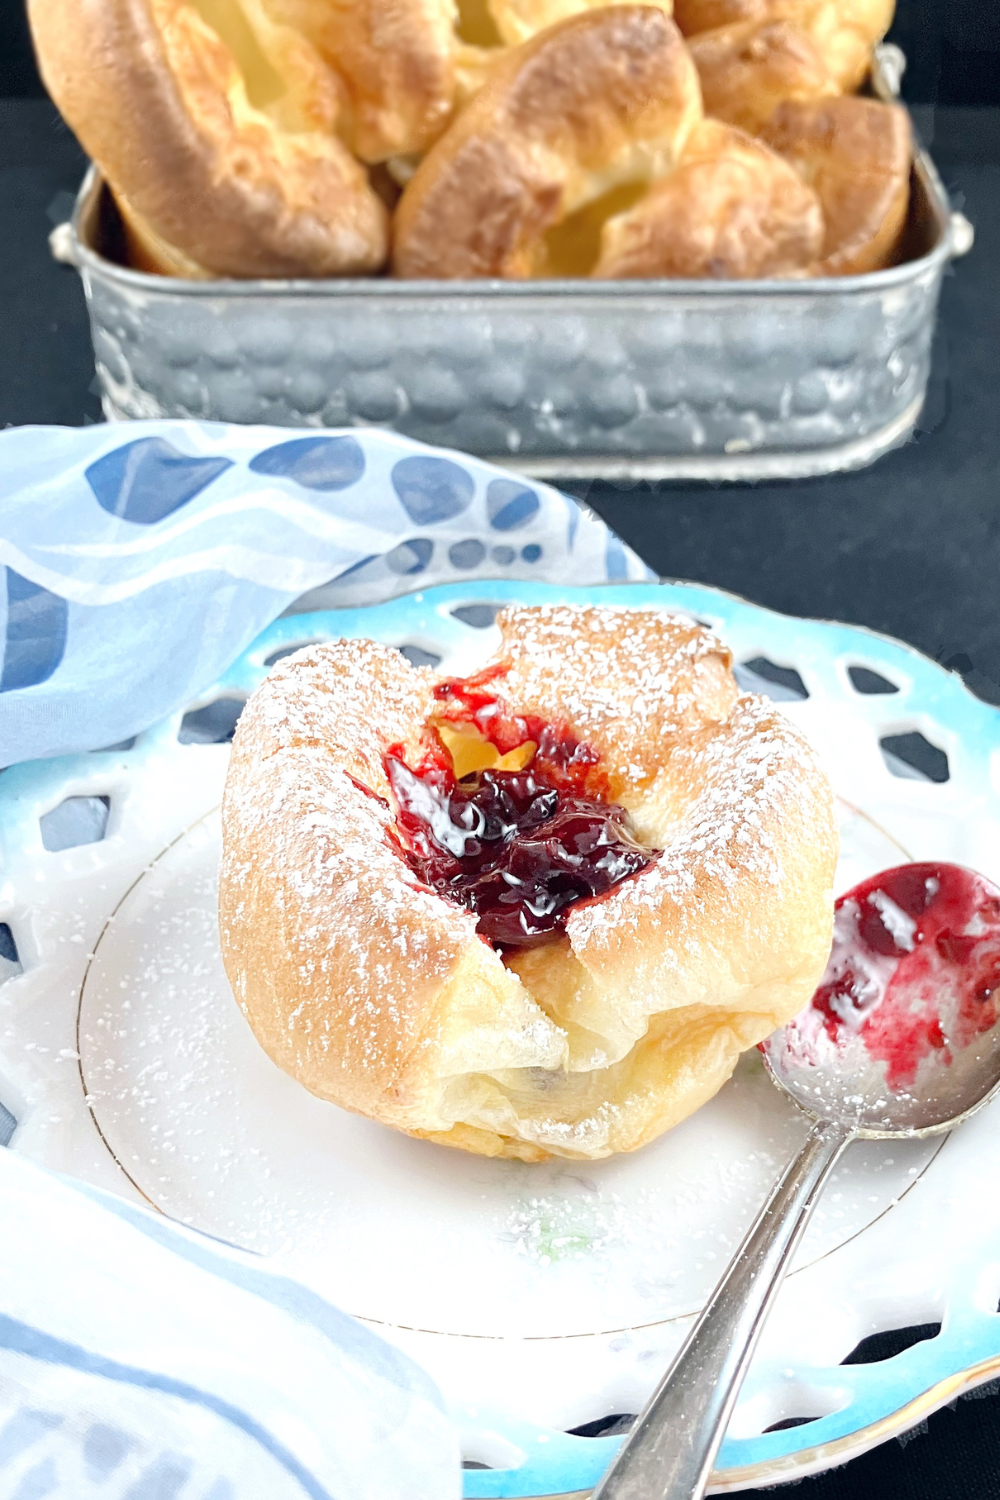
[592,861,1000,1500]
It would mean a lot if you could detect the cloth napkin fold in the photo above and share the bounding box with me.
[0,1149,460,1500]
[0,421,653,1498]
[0,422,652,767]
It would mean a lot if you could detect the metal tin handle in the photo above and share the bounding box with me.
[949,212,975,260]
[49,222,79,268]
[872,42,906,99]
[591,1118,852,1500]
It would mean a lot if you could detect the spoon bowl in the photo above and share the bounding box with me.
[592,861,1000,1500]
[763,861,1000,1137]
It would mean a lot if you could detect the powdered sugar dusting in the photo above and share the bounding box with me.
[568,693,829,950]
[494,604,739,797]
[219,606,836,1161]
[242,636,438,797]
[221,638,491,1112]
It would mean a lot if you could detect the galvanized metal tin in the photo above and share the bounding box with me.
[54,47,973,481]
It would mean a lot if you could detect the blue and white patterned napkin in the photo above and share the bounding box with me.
[0,422,652,767]
[0,1149,459,1500]
[0,421,652,1499]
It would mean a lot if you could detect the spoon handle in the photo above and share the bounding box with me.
[591,1116,853,1500]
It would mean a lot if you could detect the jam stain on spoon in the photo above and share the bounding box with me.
[774,863,1000,1114]
[591,862,1000,1500]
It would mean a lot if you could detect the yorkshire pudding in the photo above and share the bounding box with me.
[675,0,895,91]
[219,604,838,1162]
[485,0,672,49]
[687,19,837,136]
[761,95,911,274]
[392,6,702,278]
[29,0,390,277]
[258,0,459,161]
[595,117,824,278]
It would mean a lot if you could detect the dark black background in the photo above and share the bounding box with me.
[5,0,1000,1495]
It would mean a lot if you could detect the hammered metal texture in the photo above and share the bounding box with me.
[83,269,943,469]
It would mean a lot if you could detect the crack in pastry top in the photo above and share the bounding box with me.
[219,602,837,1160]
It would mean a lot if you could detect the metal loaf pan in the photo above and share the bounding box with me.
[54,46,973,482]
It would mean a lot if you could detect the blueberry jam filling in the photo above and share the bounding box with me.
[385,709,658,948]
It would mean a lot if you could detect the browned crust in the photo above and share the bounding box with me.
[595,117,823,278]
[676,0,770,27]
[220,606,838,1162]
[392,6,702,278]
[486,0,673,48]
[687,19,837,136]
[260,0,459,161]
[28,0,389,277]
[760,95,911,274]
[675,0,895,90]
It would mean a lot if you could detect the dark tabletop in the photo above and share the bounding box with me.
[4,91,1000,1500]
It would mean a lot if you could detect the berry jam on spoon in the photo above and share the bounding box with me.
[592,863,1000,1500]
[767,861,1000,1128]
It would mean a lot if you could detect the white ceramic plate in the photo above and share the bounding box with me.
[3,580,1000,1497]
